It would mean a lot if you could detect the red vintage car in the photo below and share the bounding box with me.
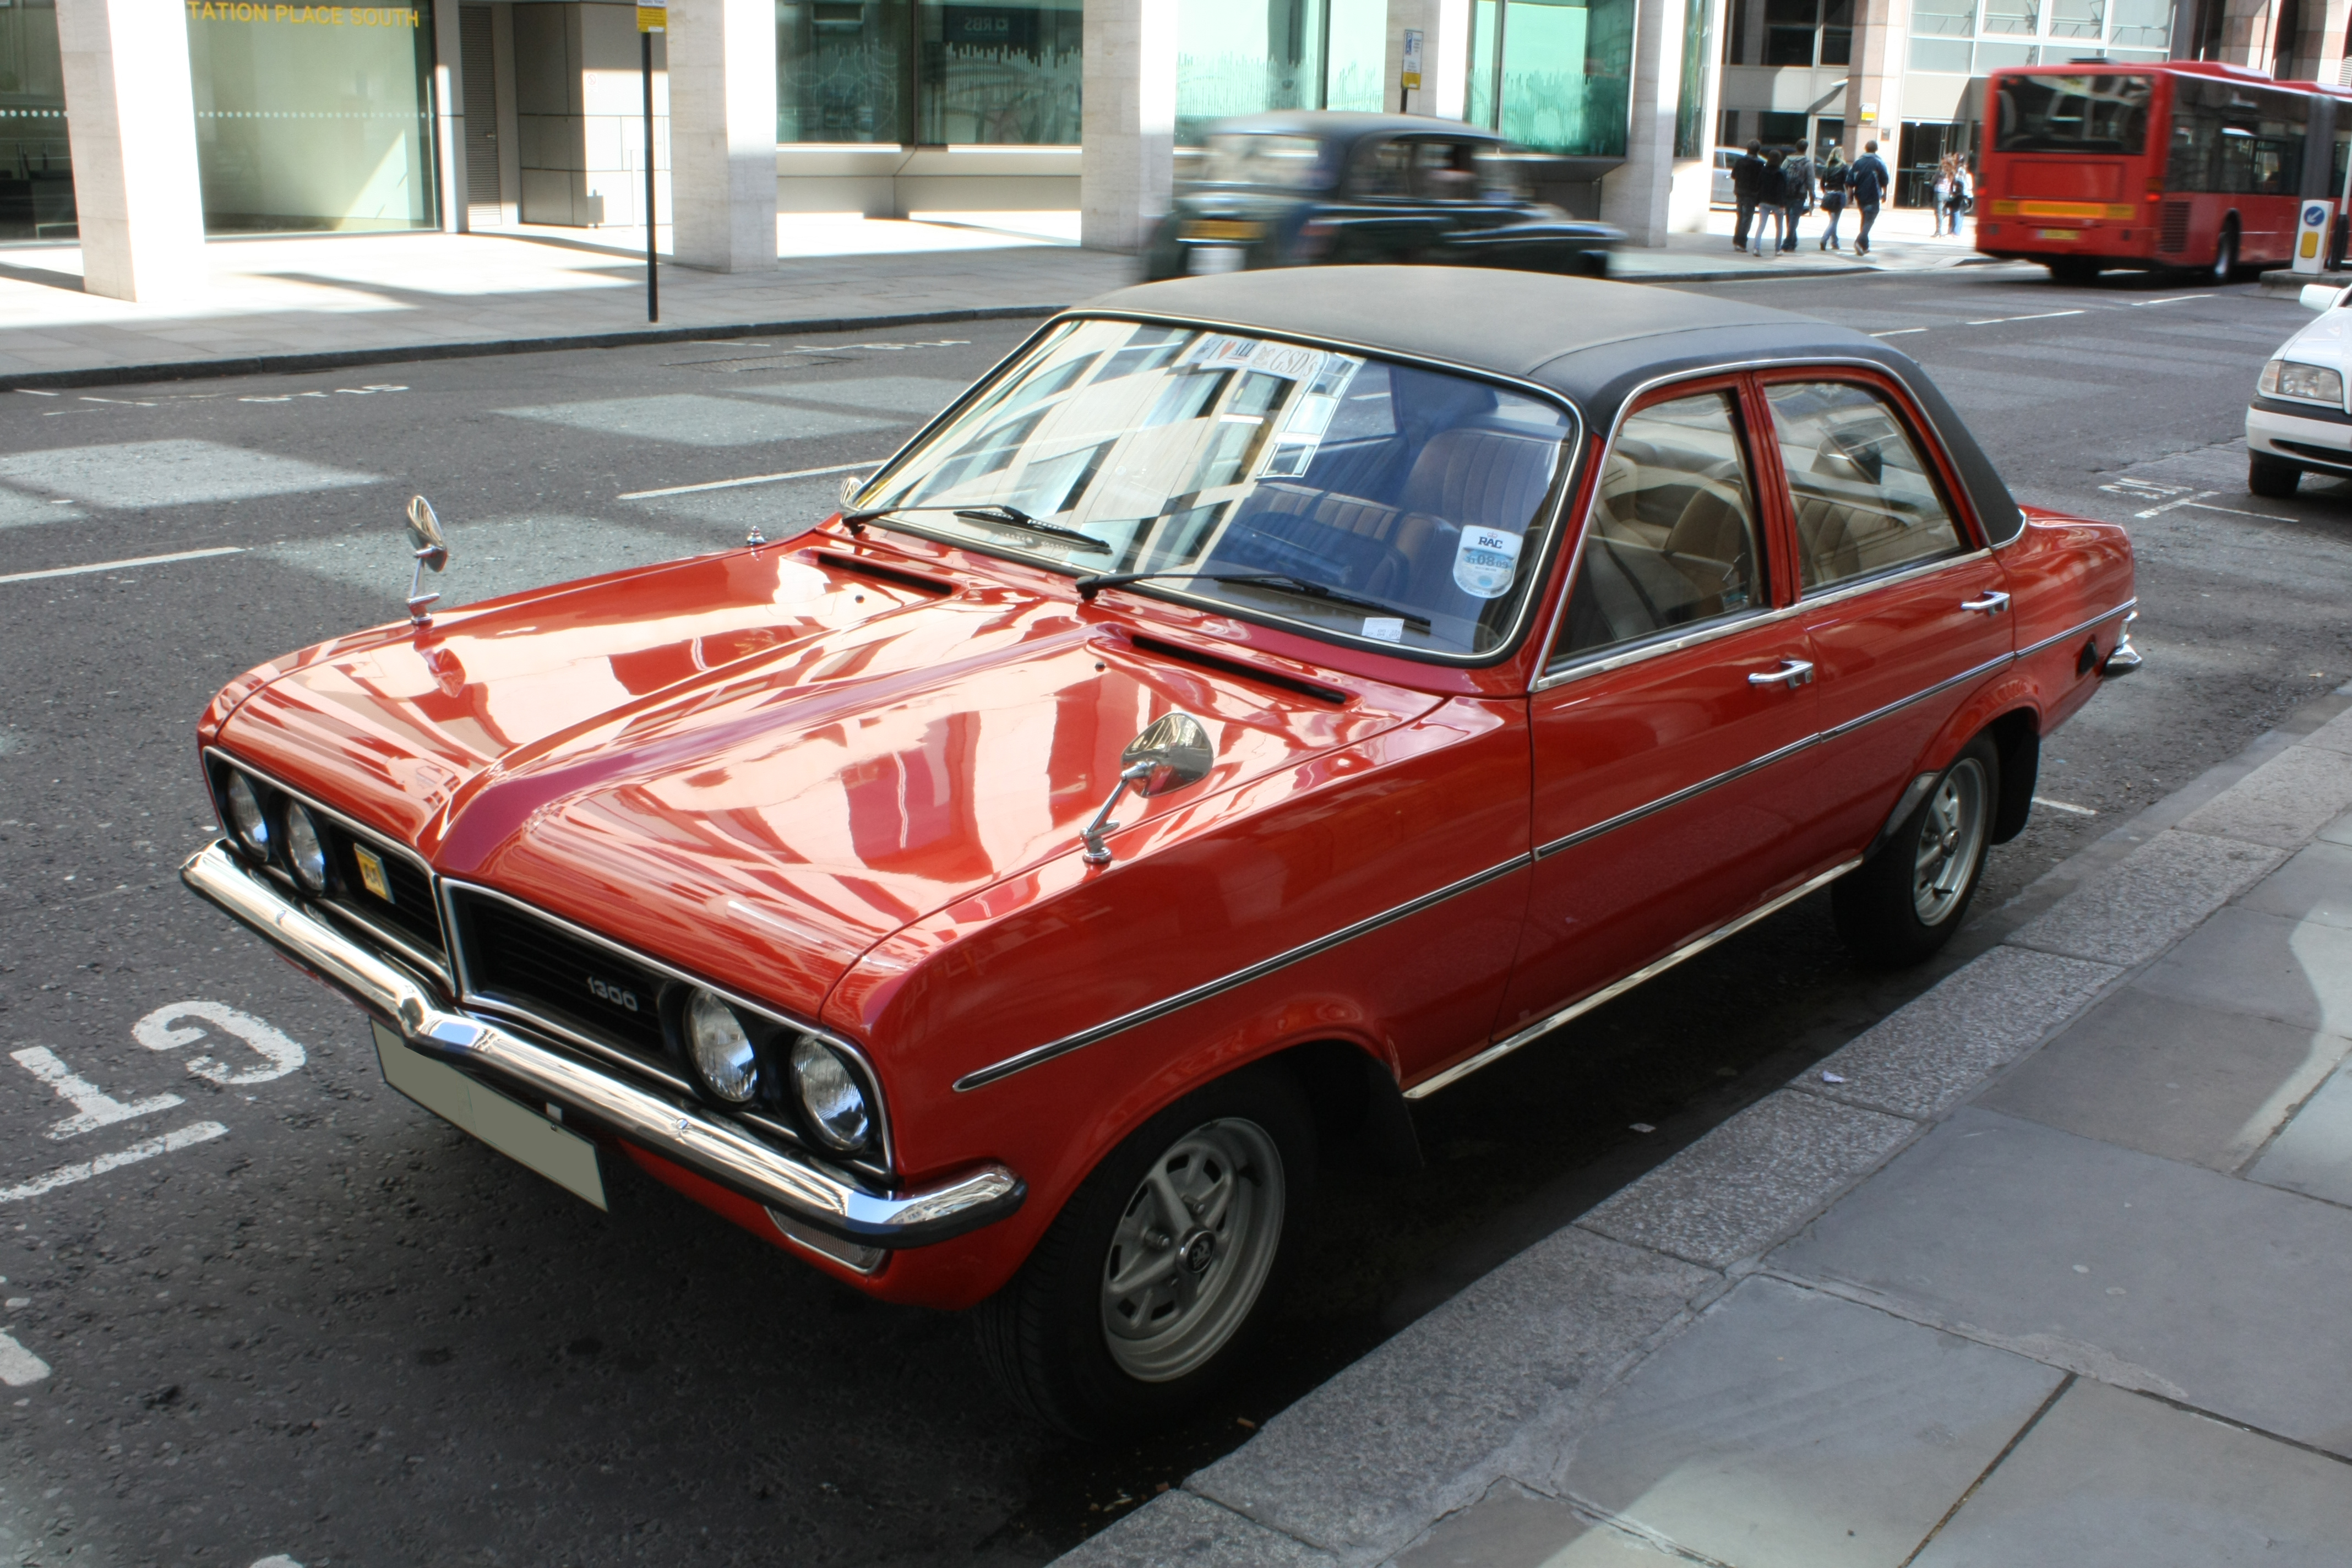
[183,269,2138,1436]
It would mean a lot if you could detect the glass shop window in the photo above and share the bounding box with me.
[0,0,74,242]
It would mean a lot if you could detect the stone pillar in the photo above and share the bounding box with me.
[2313,0,2351,87]
[56,0,206,303]
[433,0,466,231]
[667,0,775,271]
[1842,0,1903,159]
[1384,0,1471,121]
[1602,0,1691,244]
[1080,0,1174,253]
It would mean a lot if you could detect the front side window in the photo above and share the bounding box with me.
[855,318,1574,658]
[1764,382,1964,595]
[1555,390,1766,665]
[1199,133,1332,190]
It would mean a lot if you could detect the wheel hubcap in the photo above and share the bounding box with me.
[1100,1118,1284,1383]
[1913,758,1989,925]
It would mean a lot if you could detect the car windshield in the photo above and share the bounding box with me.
[1994,73,2152,154]
[1198,134,1332,189]
[853,318,1575,657]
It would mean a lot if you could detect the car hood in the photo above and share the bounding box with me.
[215,543,1439,1022]
[2279,303,2352,372]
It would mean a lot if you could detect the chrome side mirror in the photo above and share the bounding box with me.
[1082,712,1215,866]
[404,494,450,628]
[839,472,871,509]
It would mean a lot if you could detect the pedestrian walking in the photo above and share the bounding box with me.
[1943,159,1971,238]
[1731,140,1767,252]
[1818,146,1849,250]
[1756,148,1789,254]
[1780,145,1815,253]
[1932,155,1955,236]
[1850,138,1891,257]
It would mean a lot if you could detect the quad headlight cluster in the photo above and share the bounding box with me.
[2260,358,2345,407]
[674,985,874,1156]
[218,766,334,895]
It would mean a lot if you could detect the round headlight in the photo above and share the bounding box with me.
[684,989,759,1104]
[285,804,330,893]
[225,773,271,857]
[789,1036,870,1153]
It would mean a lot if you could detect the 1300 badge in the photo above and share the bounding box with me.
[586,976,641,1012]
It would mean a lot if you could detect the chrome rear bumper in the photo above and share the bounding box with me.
[181,842,1023,1249]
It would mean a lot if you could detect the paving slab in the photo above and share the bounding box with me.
[2247,1059,2352,1207]
[1391,1483,1679,1567]
[1801,945,2121,1121]
[2298,706,2352,755]
[1185,1228,1714,1558]
[1773,1108,2352,1457]
[2003,829,2287,967]
[2172,743,2352,850]
[1974,985,2350,1172]
[2235,842,2352,930]
[1577,1091,1915,1270]
[1545,1277,2062,1568]
[2322,808,2352,847]
[1055,1489,1340,1568]
[2131,906,2352,1037]
[1912,1379,2352,1567]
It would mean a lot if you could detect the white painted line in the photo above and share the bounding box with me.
[0,1330,48,1386]
[1869,327,1929,336]
[2182,499,2297,521]
[2133,295,2207,306]
[0,1121,228,1205]
[2033,796,2099,816]
[0,546,244,586]
[250,1556,306,1568]
[618,458,877,501]
[15,388,58,396]
[1965,309,2087,325]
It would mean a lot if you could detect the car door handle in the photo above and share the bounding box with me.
[1962,590,2011,614]
[1748,658,1815,688]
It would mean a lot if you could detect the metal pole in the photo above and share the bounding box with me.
[643,27,658,323]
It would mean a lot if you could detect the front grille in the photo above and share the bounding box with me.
[451,891,669,1061]
[2274,438,2352,470]
[2157,200,2190,255]
[319,819,443,956]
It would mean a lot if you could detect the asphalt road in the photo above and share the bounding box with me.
[1,264,2344,1568]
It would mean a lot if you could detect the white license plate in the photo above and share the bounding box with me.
[373,1021,606,1208]
[1188,244,1245,275]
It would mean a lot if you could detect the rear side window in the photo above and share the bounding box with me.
[1763,382,1964,595]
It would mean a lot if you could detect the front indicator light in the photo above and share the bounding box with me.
[2260,359,2345,405]
[684,989,760,1104]
[790,1036,871,1153]
[225,773,271,858]
[285,804,330,893]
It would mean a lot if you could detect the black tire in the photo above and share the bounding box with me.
[2048,257,2100,284]
[2248,450,2302,498]
[2209,222,2238,285]
[1832,734,2001,968]
[1572,248,1611,278]
[975,1062,1315,1439]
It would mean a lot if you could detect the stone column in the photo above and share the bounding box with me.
[1842,0,1903,158]
[667,0,776,271]
[1079,0,1174,253]
[433,0,466,231]
[1602,0,1691,245]
[2313,0,2351,90]
[1384,0,1471,121]
[56,0,206,303]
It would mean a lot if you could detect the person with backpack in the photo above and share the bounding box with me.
[1849,138,1892,257]
[1779,145,1815,253]
[1754,148,1789,254]
[1817,146,1850,251]
[1731,140,1767,252]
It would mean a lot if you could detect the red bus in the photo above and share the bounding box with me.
[1977,61,2344,283]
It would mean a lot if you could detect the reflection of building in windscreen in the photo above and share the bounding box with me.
[884,319,1570,656]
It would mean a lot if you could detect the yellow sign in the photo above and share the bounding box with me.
[352,845,393,904]
[638,3,665,29]
[1401,72,1422,89]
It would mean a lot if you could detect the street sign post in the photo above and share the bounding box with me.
[638,0,663,322]
[1400,30,1422,113]
[2294,199,2331,276]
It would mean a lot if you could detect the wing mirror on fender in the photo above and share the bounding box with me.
[2300,282,2351,312]
[1080,712,1216,867]
[402,495,451,628]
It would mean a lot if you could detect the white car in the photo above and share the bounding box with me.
[2247,283,2352,497]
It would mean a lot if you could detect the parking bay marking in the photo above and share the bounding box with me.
[0,546,244,586]
[0,1122,230,1206]
[0,1329,48,1387]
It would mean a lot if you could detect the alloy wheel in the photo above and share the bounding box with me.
[1099,1118,1284,1382]
[1912,758,1989,925]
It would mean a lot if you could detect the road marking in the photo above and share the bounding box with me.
[0,1330,48,1386]
[2033,796,2099,815]
[0,546,244,585]
[14,388,58,396]
[2133,295,2209,306]
[251,1556,306,1568]
[1965,309,2087,325]
[10,1046,184,1141]
[618,457,879,501]
[134,1000,306,1086]
[1869,328,1929,336]
[0,1121,228,1205]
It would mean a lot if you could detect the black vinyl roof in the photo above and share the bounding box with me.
[1201,110,1510,148]
[1085,267,2024,543]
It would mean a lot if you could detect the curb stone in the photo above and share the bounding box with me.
[1057,683,2352,1567]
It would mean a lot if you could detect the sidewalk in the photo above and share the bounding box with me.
[0,204,1996,389]
[1062,684,2352,1568]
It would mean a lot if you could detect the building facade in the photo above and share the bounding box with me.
[10,0,2344,299]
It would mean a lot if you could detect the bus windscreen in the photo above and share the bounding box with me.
[1994,74,2153,155]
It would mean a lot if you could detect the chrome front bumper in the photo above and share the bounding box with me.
[181,842,1023,1249]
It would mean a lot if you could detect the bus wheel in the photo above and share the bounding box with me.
[2209,224,2239,285]
[2248,451,2302,498]
[2049,257,2100,284]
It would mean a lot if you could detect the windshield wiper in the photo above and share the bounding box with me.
[1073,568,1431,631]
[841,501,1111,554]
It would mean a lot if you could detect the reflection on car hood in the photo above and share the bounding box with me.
[217,544,1439,1020]
[2276,304,2352,373]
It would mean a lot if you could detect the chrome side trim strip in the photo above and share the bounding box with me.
[1534,728,1823,861]
[1406,856,1864,1101]
[2017,597,2138,661]
[952,852,1534,1092]
[1819,650,2018,743]
[181,843,1019,1248]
